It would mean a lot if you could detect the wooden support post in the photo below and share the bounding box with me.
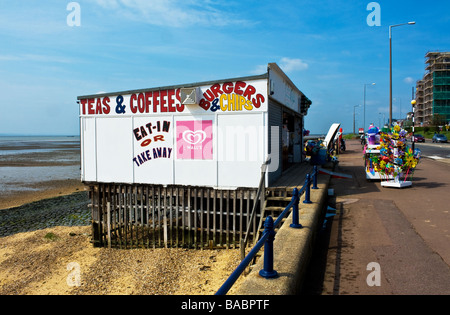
[163,187,168,248]
[107,201,111,249]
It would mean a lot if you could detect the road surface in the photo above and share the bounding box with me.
[302,139,450,295]
[414,141,450,163]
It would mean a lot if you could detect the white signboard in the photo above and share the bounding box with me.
[79,79,268,188]
[79,80,267,117]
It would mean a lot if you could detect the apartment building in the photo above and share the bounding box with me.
[415,52,450,126]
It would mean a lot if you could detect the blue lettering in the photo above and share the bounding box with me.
[134,147,172,166]
[210,98,220,112]
[115,95,126,114]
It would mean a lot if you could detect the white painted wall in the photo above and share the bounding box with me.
[79,79,269,188]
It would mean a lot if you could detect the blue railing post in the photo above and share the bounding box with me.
[259,216,278,279]
[303,174,312,204]
[290,188,302,229]
[312,165,319,190]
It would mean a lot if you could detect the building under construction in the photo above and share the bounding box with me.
[415,51,450,126]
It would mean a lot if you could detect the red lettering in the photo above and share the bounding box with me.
[176,103,185,112]
[199,99,210,111]
[140,135,165,147]
[234,81,246,96]
[145,92,152,113]
[153,91,160,113]
[80,99,87,115]
[167,89,175,112]
[210,83,223,99]
[141,138,152,147]
[203,90,215,102]
[138,93,146,113]
[102,97,111,114]
[95,98,103,114]
[160,90,168,112]
[243,85,256,101]
[175,89,184,112]
[252,94,265,109]
[130,94,138,114]
[222,82,234,94]
[87,98,95,115]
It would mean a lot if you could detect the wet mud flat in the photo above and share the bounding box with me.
[0,191,90,237]
[0,136,83,209]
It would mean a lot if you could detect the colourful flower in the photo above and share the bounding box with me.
[394,157,403,166]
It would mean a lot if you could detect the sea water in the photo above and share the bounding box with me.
[0,136,81,194]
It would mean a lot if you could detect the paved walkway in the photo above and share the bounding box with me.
[307,139,450,295]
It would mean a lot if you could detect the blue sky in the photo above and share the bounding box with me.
[0,0,449,135]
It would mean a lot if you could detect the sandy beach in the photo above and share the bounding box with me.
[0,222,242,295]
[0,137,245,295]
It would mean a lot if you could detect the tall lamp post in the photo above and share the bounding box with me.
[354,105,361,134]
[379,112,386,127]
[364,83,376,131]
[389,21,415,127]
[411,100,416,151]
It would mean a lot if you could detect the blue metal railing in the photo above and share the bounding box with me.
[215,166,319,295]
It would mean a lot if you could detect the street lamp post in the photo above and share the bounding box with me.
[354,105,361,134]
[380,112,385,127]
[389,21,415,127]
[364,83,376,132]
[411,100,416,151]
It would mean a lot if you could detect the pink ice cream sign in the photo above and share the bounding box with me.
[176,120,213,160]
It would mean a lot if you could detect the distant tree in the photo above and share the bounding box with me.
[430,114,446,131]
[403,119,412,131]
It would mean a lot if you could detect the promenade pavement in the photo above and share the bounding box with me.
[308,139,450,295]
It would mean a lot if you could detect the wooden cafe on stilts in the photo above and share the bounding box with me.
[77,63,312,249]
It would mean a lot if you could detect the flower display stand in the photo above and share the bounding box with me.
[363,124,421,188]
[381,181,412,188]
[381,176,412,188]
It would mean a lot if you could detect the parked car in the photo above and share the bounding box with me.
[413,134,425,143]
[432,133,448,143]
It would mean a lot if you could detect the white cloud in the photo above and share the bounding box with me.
[250,64,268,75]
[92,0,249,27]
[279,57,309,72]
[0,55,20,61]
[404,77,415,84]
[0,54,74,63]
[252,57,309,75]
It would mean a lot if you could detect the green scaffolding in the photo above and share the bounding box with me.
[433,71,450,122]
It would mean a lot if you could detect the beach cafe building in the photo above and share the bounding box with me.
[77,63,312,249]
